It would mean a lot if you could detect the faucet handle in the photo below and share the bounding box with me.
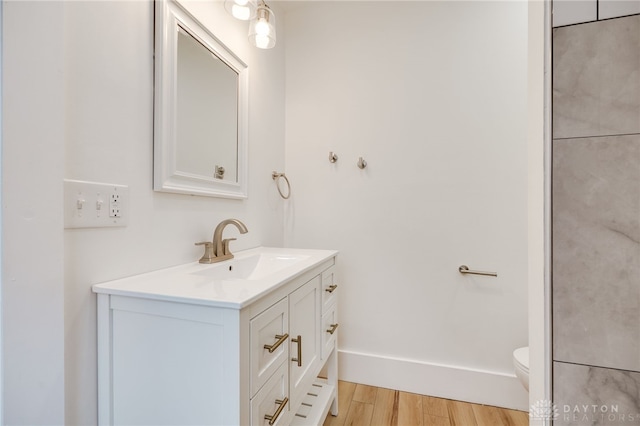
[221,238,237,256]
[195,241,215,263]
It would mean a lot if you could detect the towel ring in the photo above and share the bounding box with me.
[272,172,291,199]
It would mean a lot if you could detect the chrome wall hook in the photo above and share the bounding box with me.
[329,152,338,163]
[357,157,367,169]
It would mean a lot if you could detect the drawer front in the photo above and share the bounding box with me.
[250,297,289,396]
[321,302,338,360]
[251,362,290,426]
[321,267,338,312]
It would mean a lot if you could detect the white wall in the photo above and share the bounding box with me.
[2,2,66,424]
[3,0,285,424]
[284,1,530,409]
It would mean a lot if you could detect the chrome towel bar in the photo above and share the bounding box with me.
[458,265,497,277]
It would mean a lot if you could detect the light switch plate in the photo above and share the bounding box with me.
[64,179,129,228]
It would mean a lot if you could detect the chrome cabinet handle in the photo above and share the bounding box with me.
[291,335,302,367]
[263,333,289,353]
[264,397,288,425]
[325,284,338,293]
[326,323,339,335]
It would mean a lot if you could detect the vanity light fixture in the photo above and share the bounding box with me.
[224,0,257,21]
[248,1,276,49]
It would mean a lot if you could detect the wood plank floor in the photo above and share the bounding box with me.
[323,381,529,426]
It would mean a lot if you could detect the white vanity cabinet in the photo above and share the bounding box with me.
[93,248,339,426]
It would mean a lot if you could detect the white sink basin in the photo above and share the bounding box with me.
[191,253,311,281]
[92,247,337,308]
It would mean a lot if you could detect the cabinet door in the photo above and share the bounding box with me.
[288,276,321,409]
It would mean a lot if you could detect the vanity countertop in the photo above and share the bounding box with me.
[92,247,337,309]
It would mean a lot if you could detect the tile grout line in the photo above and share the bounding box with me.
[553,131,640,141]
[553,359,640,375]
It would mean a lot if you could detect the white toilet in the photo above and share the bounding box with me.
[513,346,529,391]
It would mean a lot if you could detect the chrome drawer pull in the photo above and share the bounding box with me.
[263,333,289,353]
[325,284,338,293]
[291,335,302,367]
[326,323,339,335]
[264,397,288,425]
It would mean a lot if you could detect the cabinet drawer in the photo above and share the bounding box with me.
[250,297,288,396]
[321,302,338,360]
[321,267,338,312]
[251,362,290,426]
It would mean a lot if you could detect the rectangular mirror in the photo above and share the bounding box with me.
[154,0,248,198]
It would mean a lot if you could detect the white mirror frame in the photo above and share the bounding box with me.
[154,0,249,199]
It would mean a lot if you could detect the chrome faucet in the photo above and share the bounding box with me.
[195,218,248,263]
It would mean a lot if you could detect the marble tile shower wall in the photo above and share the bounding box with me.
[552,14,640,426]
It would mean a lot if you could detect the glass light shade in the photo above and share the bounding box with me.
[248,5,276,49]
[224,0,257,21]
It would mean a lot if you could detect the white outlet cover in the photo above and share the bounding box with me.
[64,179,129,229]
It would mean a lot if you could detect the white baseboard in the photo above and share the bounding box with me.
[338,349,529,411]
